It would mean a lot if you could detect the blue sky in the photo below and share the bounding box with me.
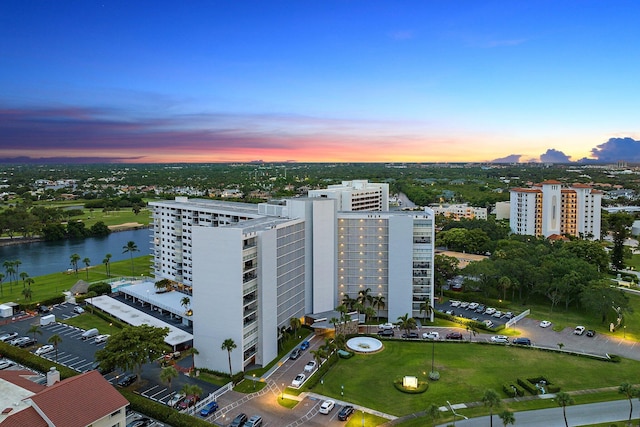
[1,1,639,163]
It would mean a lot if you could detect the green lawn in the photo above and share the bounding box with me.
[313,341,640,417]
[0,255,152,305]
[61,311,120,334]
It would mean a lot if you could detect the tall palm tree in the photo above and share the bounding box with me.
[425,403,441,427]
[498,410,515,426]
[0,272,4,296]
[3,261,15,291]
[83,257,91,280]
[183,347,199,372]
[556,391,574,427]
[419,298,433,322]
[103,253,112,277]
[289,317,301,338]
[13,260,21,286]
[618,382,637,425]
[122,241,139,276]
[180,383,203,402]
[160,366,179,393]
[19,271,29,288]
[357,287,373,307]
[372,295,385,322]
[329,316,341,335]
[482,389,501,427]
[336,304,349,322]
[70,253,81,276]
[364,306,376,323]
[397,313,417,337]
[28,324,42,341]
[310,348,326,367]
[25,277,34,288]
[221,338,237,377]
[180,296,191,314]
[48,334,62,362]
[22,286,32,301]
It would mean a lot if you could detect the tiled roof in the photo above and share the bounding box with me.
[29,371,128,427]
[0,406,48,427]
[0,371,46,394]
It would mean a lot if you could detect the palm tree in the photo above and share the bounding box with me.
[364,306,376,323]
[83,257,91,280]
[22,286,32,301]
[180,383,203,401]
[342,294,355,310]
[14,259,21,279]
[397,313,417,337]
[221,338,237,377]
[0,272,4,296]
[482,389,501,427]
[25,277,34,288]
[122,241,139,276]
[329,316,341,335]
[498,410,515,426]
[322,337,336,354]
[180,296,191,314]
[183,347,199,372]
[48,334,62,362]
[103,253,112,277]
[310,348,326,367]
[336,304,349,322]
[3,261,15,291]
[289,317,301,338]
[618,382,637,425]
[357,287,373,307]
[419,298,433,322]
[498,276,512,301]
[556,391,574,427]
[425,403,441,427]
[333,333,346,350]
[28,324,42,341]
[372,295,385,322]
[160,366,179,393]
[70,253,81,276]
[19,271,29,288]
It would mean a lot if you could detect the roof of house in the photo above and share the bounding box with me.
[0,371,46,394]
[0,406,48,427]
[28,370,128,427]
[70,279,89,294]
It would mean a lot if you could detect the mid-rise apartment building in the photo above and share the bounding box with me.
[509,180,602,239]
[431,203,488,220]
[149,184,433,374]
[308,180,389,211]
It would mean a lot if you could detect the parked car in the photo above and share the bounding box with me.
[378,322,394,330]
[9,337,30,346]
[401,332,419,339]
[492,311,503,318]
[445,332,463,340]
[468,302,479,310]
[94,334,110,344]
[475,304,486,313]
[73,306,85,314]
[289,348,302,360]
[178,394,200,410]
[300,340,310,350]
[167,392,185,407]
[229,413,248,427]
[484,307,496,315]
[18,337,37,348]
[319,400,336,414]
[291,373,306,388]
[117,373,137,387]
[539,320,552,328]
[444,310,455,316]
[338,405,355,421]
[574,326,586,335]
[244,415,263,427]
[200,401,219,416]
[126,417,152,427]
[512,337,532,345]
[38,305,50,314]
[586,329,596,337]
[81,328,99,340]
[35,344,54,355]
[377,329,394,337]
[304,361,317,372]
[490,335,509,343]
[503,312,514,319]
[0,332,18,342]
[449,300,461,307]
[422,331,440,340]
[482,319,494,328]
[0,359,16,370]
[459,301,469,308]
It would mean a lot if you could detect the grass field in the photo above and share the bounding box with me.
[61,311,120,334]
[0,255,152,305]
[313,340,640,417]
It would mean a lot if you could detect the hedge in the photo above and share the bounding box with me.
[503,383,525,397]
[0,342,77,379]
[305,352,339,390]
[517,378,539,395]
[120,390,217,427]
[20,295,66,311]
[393,378,429,394]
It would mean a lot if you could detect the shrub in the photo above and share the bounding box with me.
[502,383,524,397]
[428,371,440,381]
[120,390,212,427]
[393,378,429,394]
[517,378,539,395]
[88,282,111,295]
[0,342,76,379]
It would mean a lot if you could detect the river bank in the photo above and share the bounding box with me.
[0,223,150,248]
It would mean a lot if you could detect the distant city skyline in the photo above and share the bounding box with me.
[1,1,639,164]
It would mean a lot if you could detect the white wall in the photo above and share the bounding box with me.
[387,215,414,321]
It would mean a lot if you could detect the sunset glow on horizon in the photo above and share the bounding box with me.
[1,1,639,164]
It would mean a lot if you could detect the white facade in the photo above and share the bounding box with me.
[308,180,389,211]
[509,180,602,239]
[431,204,488,220]
[150,187,433,374]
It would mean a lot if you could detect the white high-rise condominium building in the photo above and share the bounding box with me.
[509,180,602,239]
[308,180,389,211]
[149,185,433,374]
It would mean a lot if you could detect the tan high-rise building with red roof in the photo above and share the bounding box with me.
[509,180,602,239]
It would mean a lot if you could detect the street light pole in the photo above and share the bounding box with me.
[341,384,344,397]
[281,383,284,400]
[431,339,435,373]
[253,374,256,390]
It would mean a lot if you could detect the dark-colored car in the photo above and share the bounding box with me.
[512,337,532,346]
[445,332,463,340]
[117,373,137,387]
[91,361,114,375]
[300,340,310,350]
[18,337,37,348]
[475,304,486,313]
[200,401,219,416]
[178,394,200,410]
[377,329,394,337]
[38,305,50,314]
[289,348,301,360]
[338,405,355,421]
[126,418,151,427]
[401,332,419,339]
[586,330,596,337]
[229,413,248,427]
[244,415,263,427]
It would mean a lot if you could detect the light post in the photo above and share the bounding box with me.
[281,383,284,400]
[362,408,365,426]
[624,325,627,338]
[253,374,256,390]
[341,384,344,397]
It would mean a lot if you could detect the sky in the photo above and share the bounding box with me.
[1,1,640,164]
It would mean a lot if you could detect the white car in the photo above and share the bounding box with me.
[73,306,85,314]
[94,334,110,344]
[450,300,461,307]
[167,392,185,407]
[304,361,317,372]
[35,344,54,355]
[378,322,394,330]
[468,302,479,310]
[483,319,494,328]
[574,326,586,335]
[539,320,552,328]
[422,331,440,340]
[492,311,503,318]
[490,335,509,343]
[459,301,469,308]
[0,359,16,370]
[319,399,335,414]
[0,332,18,342]
[291,373,306,388]
[484,307,496,315]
